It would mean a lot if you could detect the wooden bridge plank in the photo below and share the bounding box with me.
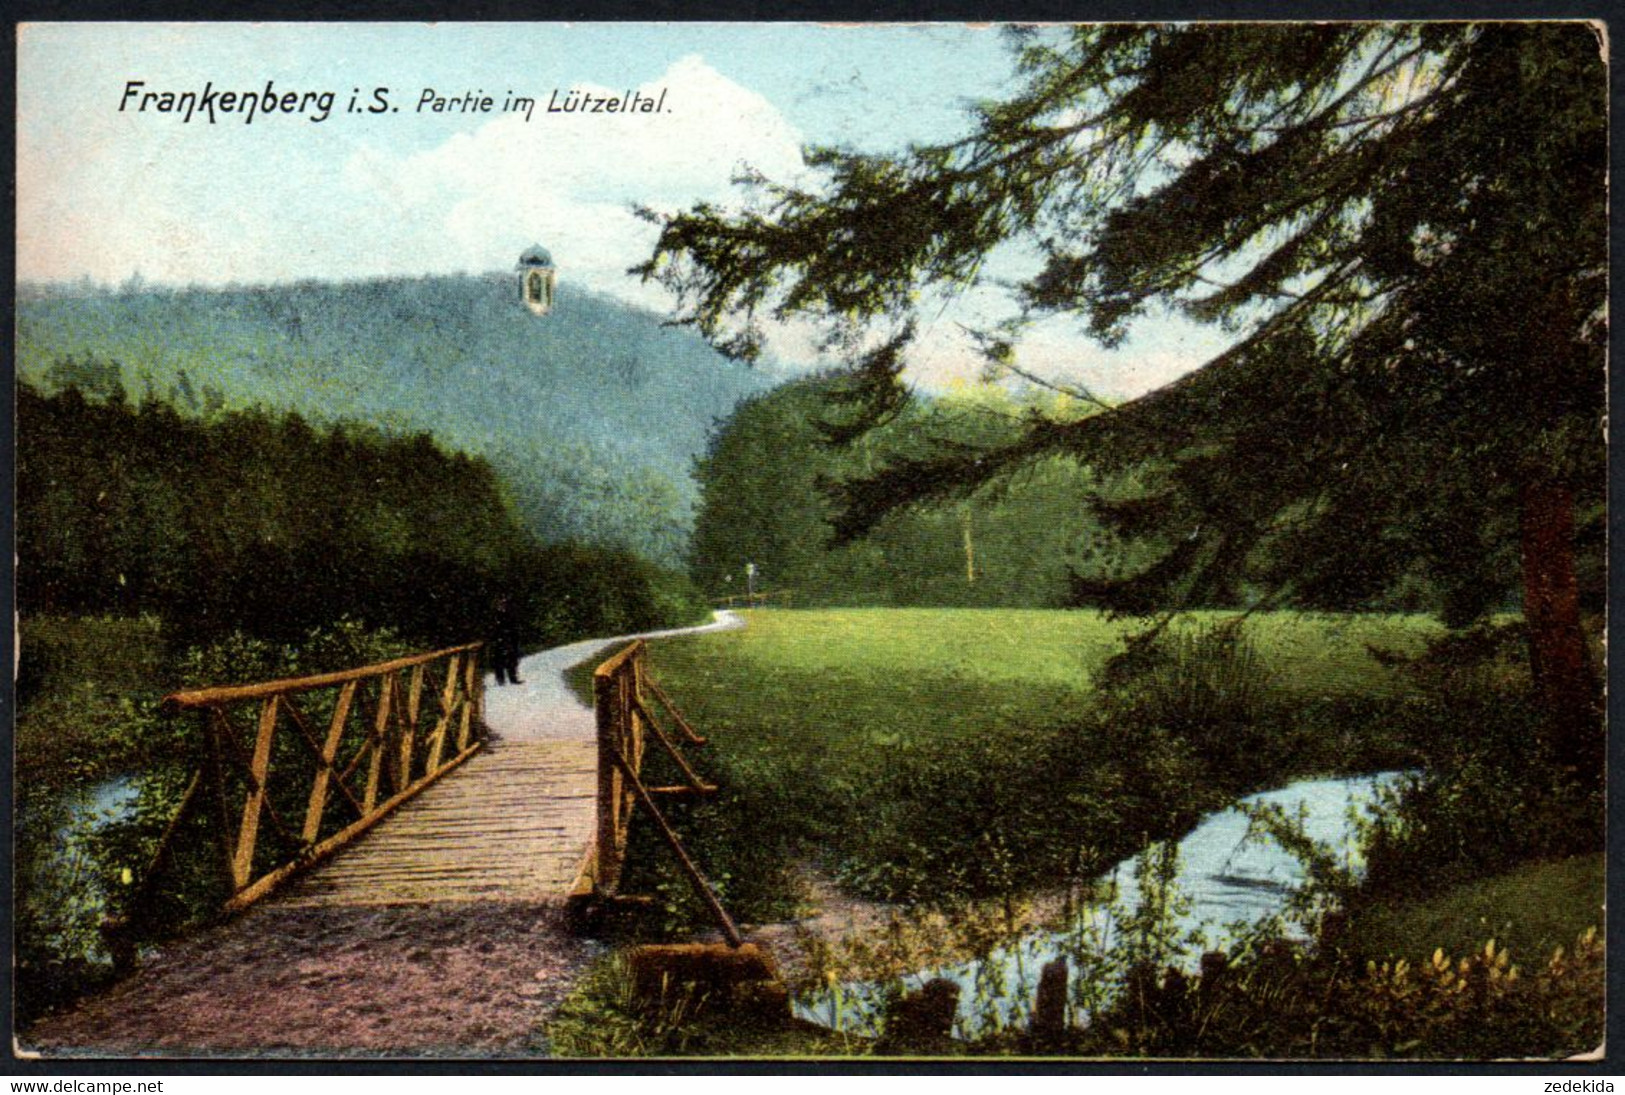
[278,738,599,908]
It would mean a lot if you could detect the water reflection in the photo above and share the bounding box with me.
[795,771,1403,1038]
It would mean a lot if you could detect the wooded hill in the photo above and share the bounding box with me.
[17,274,773,566]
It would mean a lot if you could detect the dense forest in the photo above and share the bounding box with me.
[17,381,706,655]
[17,273,773,566]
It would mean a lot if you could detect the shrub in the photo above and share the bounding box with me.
[1093,619,1286,787]
[1055,920,1603,1059]
[1357,622,1603,900]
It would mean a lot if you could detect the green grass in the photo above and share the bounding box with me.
[1346,853,1605,967]
[678,606,1436,685]
[645,606,1436,742]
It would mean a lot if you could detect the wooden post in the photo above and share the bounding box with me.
[458,650,478,750]
[620,668,638,857]
[407,664,425,727]
[961,503,977,585]
[594,671,621,892]
[1032,956,1069,1040]
[399,666,424,789]
[301,680,357,844]
[424,653,459,774]
[631,653,650,773]
[364,673,393,812]
[231,696,280,891]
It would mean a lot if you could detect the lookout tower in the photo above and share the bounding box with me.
[517,244,557,316]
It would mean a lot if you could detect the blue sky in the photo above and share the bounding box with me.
[17,22,1227,394]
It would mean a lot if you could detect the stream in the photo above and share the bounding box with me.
[794,770,1405,1039]
[30,775,141,869]
[17,774,143,969]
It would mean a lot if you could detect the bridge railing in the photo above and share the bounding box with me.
[577,639,741,946]
[117,642,487,941]
[712,590,795,610]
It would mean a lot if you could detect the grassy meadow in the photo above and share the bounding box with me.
[647,606,1438,703]
[1345,853,1605,968]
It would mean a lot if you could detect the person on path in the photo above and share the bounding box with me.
[491,595,524,685]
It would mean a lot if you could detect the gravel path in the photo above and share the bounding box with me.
[19,613,745,1059]
[483,610,742,741]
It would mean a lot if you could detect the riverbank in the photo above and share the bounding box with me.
[546,832,1604,1059]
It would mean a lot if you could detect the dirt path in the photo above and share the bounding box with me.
[18,613,745,1060]
[21,902,599,1058]
[483,610,742,741]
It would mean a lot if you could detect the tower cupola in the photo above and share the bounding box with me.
[516,244,556,316]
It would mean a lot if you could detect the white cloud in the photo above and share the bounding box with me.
[19,52,809,308]
[336,53,809,308]
[894,301,1227,399]
[16,40,1220,397]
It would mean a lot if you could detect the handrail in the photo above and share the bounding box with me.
[711,590,795,610]
[591,638,643,679]
[112,641,489,955]
[160,642,485,712]
[580,640,741,947]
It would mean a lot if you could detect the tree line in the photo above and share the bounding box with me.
[691,371,1600,617]
[18,379,707,660]
[691,375,1128,607]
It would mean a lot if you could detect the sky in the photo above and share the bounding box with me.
[16,22,1230,395]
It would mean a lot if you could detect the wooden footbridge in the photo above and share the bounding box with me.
[114,635,744,954]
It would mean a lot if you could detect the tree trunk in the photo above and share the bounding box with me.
[1519,477,1602,782]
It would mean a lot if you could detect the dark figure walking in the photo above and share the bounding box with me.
[492,596,524,686]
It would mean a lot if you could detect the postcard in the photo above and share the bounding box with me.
[12,20,1609,1067]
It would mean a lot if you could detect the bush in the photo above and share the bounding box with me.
[1357,623,1603,900]
[1058,920,1603,1059]
[1093,620,1288,787]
